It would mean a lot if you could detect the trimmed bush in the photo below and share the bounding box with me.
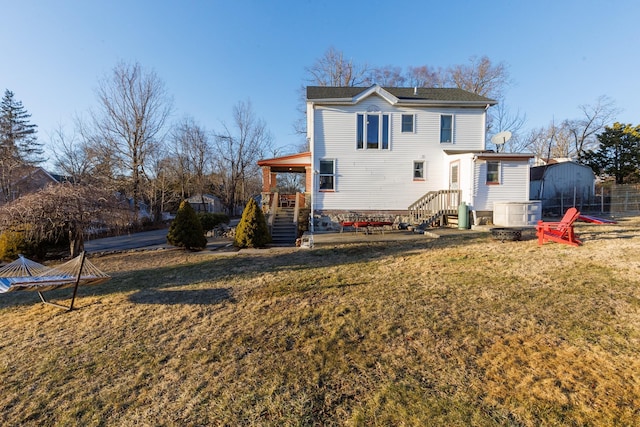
[234,198,271,248]
[167,201,208,250]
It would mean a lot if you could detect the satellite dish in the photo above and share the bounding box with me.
[491,131,512,152]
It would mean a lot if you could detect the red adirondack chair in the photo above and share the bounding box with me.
[536,207,582,247]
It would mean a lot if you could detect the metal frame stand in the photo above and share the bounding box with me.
[36,252,87,312]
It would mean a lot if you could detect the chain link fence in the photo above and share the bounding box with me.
[541,183,640,216]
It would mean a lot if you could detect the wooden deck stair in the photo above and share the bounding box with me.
[408,190,461,229]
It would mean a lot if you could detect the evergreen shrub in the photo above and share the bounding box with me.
[234,198,271,248]
[167,201,208,250]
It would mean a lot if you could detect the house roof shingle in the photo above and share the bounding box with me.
[306,85,496,105]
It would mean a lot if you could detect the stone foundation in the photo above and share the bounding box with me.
[312,210,411,232]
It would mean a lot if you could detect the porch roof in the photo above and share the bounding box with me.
[257,151,311,173]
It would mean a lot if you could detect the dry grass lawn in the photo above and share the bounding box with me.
[1,217,639,426]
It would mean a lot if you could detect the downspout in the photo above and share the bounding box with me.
[308,101,316,234]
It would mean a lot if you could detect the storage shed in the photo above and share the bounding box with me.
[530,161,595,214]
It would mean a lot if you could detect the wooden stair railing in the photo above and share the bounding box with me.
[408,190,461,227]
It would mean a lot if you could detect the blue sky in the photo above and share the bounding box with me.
[1,0,638,167]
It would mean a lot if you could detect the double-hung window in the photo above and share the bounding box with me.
[357,113,390,150]
[413,161,425,180]
[319,159,335,191]
[440,114,453,143]
[401,114,415,133]
[486,161,500,184]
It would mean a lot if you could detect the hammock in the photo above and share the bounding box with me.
[0,252,110,310]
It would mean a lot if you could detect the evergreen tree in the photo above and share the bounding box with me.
[0,89,44,202]
[584,122,640,184]
[0,89,43,164]
[167,200,208,250]
[234,198,271,248]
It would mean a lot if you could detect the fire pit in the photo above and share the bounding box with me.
[490,227,522,242]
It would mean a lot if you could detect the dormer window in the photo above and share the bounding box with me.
[357,113,390,150]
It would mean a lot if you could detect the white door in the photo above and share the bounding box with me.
[449,161,460,208]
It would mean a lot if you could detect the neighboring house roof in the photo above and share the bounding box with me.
[13,166,61,186]
[49,173,73,183]
[307,85,497,106]
[186,194,221,203]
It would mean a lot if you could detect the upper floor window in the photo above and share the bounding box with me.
[486,161,500,184]
[319,159,335,191]
[440,114,453,143]
[401,114,415,133]
[357,113,390,150]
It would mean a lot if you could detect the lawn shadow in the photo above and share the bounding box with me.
[0,230,544,311]
[128,287,233,305]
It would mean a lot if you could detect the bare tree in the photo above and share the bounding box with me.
[169,117,212,201]
[487,102,527,152]
[50,124,94,183]
[522,126,556,163]
[305,46,370,87]
[213,100,272,215]
[295,47,371,139]
[564,95,620,160]
[145,152,182,221]
[550,122,575,159]
[522,119,576,162]
[445,55,510,99]
[0,183,130,257]
[89,61,172,220]
[368,65,406,87]
[405,65,445,88]
[521,96,620,162]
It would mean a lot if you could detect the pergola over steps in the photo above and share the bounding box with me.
[257,151,312,196]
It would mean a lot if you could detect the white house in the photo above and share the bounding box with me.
[306,85,534,227]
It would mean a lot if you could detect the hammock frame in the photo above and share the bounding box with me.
[0,252,110,311]
[36,252,86,311]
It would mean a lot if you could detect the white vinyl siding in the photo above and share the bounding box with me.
[473,159,530,211]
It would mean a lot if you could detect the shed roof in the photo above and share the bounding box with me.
[530,162,595,181]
